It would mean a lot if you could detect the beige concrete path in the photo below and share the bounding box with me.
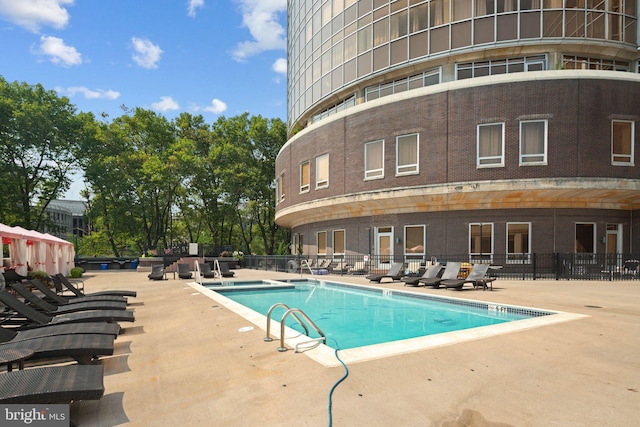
[71,269,639,426]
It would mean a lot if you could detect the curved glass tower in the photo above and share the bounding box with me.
[277,0,640,263]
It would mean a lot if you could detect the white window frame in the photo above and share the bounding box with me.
[519,120,548,165]
[300,160,310,193]
[364,139,385,180]
[506,222,531,264]
[396,133,419,176]
[469,222,494,262]
[333,229,345,256]
[611,119,634,165]
[477,123,505,168]
[317,231,327,256]
[404,225,425,258]
[316,154,329,189]
[276,174,285,203]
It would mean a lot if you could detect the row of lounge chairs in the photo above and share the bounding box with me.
[0,272,137,417]
[148,261,235,280]
[367,262,496,290]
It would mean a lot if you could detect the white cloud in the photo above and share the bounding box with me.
[203,98,227,114]
[187,0,204,17]
[0,0,73,32]
[152,96,179,112]
[272,57,286,75]
[232,0,286,62]
[38,35,81,66]
[131,37,162,69]
[56,86,120,100]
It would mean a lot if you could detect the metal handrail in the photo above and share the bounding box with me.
[278,308,326,352]
[264,303,309,342]
[301,259,314,275]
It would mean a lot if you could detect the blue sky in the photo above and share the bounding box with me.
[0,0,288,198]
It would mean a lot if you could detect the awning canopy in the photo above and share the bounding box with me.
[0,224,75,276]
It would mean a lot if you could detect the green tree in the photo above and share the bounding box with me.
[0,76,97,229]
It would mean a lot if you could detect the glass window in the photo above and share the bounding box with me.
[333,229,345,255]
[520,120,548,165]
[404,225,425,256]
[277,174,285,203]
[365,139,385,179]
[317,231,327,255]
[390,10,409,39]
[576,223,595,253]
[300,161,310,192]
[316,154,329,188]
[477,123,505,167]
[612,120,634,165]
[507,222,531,263]
[470,223,493,261]
[396,133,419,175]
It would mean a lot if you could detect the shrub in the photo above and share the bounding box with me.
[31,270,53,287]
[70,267,84,278]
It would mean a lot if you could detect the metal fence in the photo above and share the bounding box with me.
[243,253,640,281]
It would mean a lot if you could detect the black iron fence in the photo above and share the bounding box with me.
[244,253,640,281]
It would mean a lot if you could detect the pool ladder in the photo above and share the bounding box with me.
[264,303,326,352]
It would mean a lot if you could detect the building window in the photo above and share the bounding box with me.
[300,161,310,192]
[317,231,327,255]
[507,222,531,263]
[457,55,547,80]
[404,225,425,257]
[333,229,345,256]
[396,133,419,175]
[316,154,329,189]
[469,223,493,261]
[276,174,285,203]
[612,120,634,165]
[520,120,548,165]
[576,223,595,254]
[477,123,505,167]
[365,140,384,179]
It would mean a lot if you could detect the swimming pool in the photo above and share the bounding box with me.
[194,278,586,366]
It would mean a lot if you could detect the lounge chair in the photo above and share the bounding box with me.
[441,264,495,290]
[31,279,127,304]
[177,263,193,279]
[331,260,350,273]
[347,261,367,274]
[0,365,104,404]
[148,264,166,281]
[0,290,135,327]
[366,262,405,283]
[402,263,442,286]
[0,323,121,342]
[10,283,128,314]
[419,262,462,288]
[219,262,235,278]
[55,273,137,298]
[199,263,216,278]
[0,327,114,365]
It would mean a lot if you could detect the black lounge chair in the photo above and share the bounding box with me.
[177,263,193,279]
[218,262,235,278]
[0,322,120,342]
[441,264,495,291]
[0,290,135,327]
[31,279,127,304]
[10,283,128,314]
[1,268,29,285]
[366,262,405,283]
[0,327,114,365]
[55,273,137,298]
[0,365,104,404]
[199,263,216,278]
[402,263,442,286]
[419,262,462,288]
[148,265,166,281]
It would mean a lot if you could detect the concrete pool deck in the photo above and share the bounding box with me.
[72,269,639,426]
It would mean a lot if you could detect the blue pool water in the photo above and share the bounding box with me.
[214,280,549,350]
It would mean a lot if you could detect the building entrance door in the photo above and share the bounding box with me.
[376,227,393,269]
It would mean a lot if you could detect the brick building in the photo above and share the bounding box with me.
[275,0,640,265]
